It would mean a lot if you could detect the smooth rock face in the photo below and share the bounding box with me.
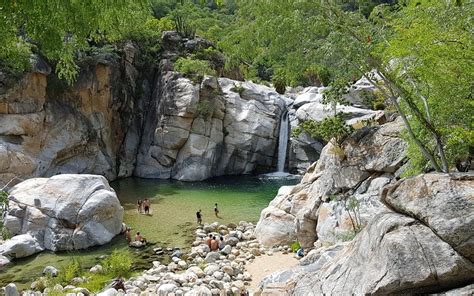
[256,119,407,248]
[0,234,43,259]
[0,51,143,186]
[254,186,297,246]
[135,75,286,181]
[292,212,474,295]
[381,173,474,262]
[3,174,123,251]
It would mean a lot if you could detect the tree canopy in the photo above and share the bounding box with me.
[0,0,150,83]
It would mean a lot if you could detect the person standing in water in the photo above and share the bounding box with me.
[143,198,151,215]
[137,200,143,213]
[124,227,132,242]
[196,209,202,225]
[214,203,220,217]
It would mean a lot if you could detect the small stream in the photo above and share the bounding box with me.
[0,175,298,290]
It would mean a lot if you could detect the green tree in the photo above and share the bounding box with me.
[0,0,150,83]
[377,0,473,173]
[292,114,354,147]
[297,0,471,173]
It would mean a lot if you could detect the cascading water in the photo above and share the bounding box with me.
[262,108,299,179]
[277,110,289,172]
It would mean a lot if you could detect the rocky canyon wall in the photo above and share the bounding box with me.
[0,34,288,185]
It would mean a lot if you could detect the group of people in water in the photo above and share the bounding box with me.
[205,234,226,251]
[136,198,151,214]
[126,199,222,245]
[124,227,147,244]
[196,203,220,225]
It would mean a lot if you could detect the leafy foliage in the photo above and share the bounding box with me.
[0,0,150,84]
[378,0,474,174]
[174,57,215,78]
[0,190,10,239]
[292,114,354,147]
[0,0,471,174]
[197,100,215,117]
[173,14,197,38]
[57,257,82,284]
[272,68,287,94]
[102,249,133,278]
[290,240,301,253]
[34,249,133,293]
[360,89,386,110]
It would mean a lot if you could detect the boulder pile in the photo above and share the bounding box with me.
[16,221,294,296]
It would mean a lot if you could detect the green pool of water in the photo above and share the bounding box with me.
[0,175,298,289]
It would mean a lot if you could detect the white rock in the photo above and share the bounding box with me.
[4,175,124,251]
[0,234,43,258]
[220,245,232,255]
[178,260,187,269]
[205,252,220,263]
[4,283,19,296]
[157,283,178,296]
[0,255,11,269]
[97,288,117,296]
[187,266,205,278]
[89,264,103,274]
[212,271,224,280]
[203,264,219,276]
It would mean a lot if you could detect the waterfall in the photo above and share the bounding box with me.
[277,110,289,172]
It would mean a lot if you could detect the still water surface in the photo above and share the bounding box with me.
[0,175,298,289]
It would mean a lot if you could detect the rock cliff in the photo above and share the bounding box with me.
[286,77,385,174]
[0,34,287,185]
[0,48,144,185]
[134,74,286,181]
[255,117,407,248]
[0,32,389,184]
[257,173,474,295]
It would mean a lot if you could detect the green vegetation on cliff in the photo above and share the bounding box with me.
[0,0,472,174]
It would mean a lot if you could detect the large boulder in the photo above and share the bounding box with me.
[3,174,123,251]
[292,212,474,295]
[0,234,43,258]
[382,173,474,262]
[295,102,383,127]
